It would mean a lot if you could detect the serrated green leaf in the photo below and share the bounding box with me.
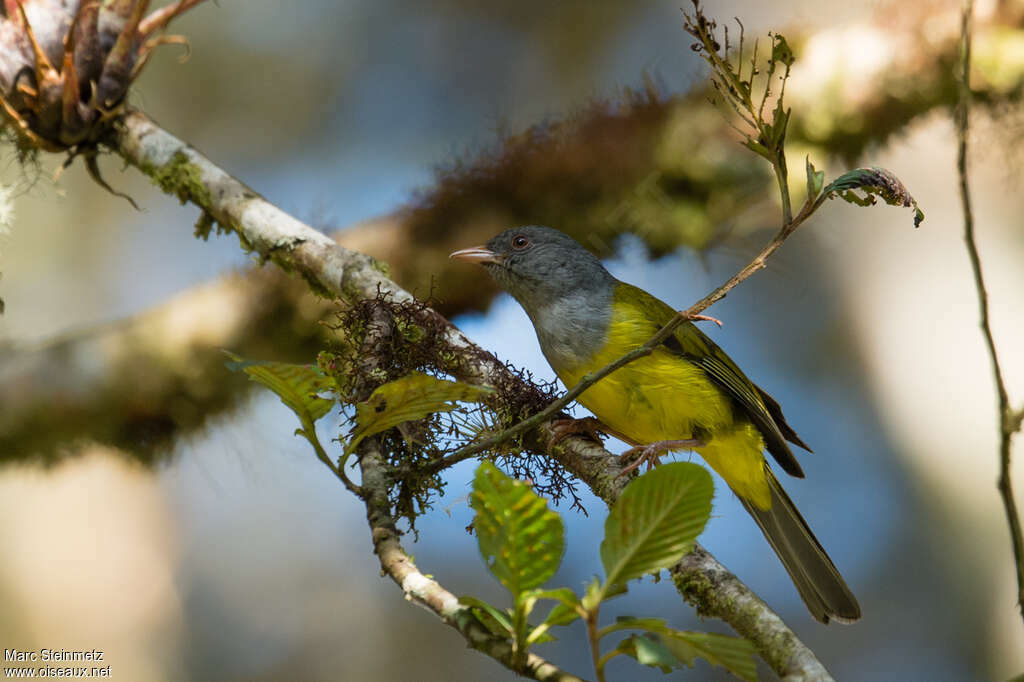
[661,631,759,682]
[613,634,678,674]
[458,596,514,637]
[598,616,668,640]
[471,462,565,597]
[225,352,334,424]
[344,372,492,456]
[822,166,925,227]
[600,462,713,591]
[597,616,758,682]
[805,156,825,200]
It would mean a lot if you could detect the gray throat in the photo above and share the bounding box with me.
[526,288,613,374]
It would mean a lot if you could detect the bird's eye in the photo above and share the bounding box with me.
[512,235,530,250]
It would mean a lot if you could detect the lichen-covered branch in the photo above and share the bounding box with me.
[111,109,834,680]
[0,268,330,462]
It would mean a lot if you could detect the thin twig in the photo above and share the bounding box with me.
[956,0,1024,620]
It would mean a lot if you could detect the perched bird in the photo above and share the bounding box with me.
[451,225,860,624]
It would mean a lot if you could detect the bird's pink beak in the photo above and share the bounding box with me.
[449,246,501,265]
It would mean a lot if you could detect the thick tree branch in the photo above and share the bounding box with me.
[956,0,1024,621]
[112,109,834,680]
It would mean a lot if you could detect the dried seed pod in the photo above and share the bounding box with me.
[0,0,204,159]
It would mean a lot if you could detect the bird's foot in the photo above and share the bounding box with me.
[549,416,609,446]
[617,438,705,479]
[682,311,723,328]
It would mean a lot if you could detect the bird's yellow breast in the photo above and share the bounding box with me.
[555,298,772,508]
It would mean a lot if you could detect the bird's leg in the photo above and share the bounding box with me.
[682,312,723,328]
[549,416,612,445]
[617,438,705,479]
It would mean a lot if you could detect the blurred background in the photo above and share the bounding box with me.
[2,0,1024,680]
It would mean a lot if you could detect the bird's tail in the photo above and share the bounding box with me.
[737,469,861,624]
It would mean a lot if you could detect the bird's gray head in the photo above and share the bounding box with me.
[449,226,614,315]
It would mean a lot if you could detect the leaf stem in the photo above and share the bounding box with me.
[302,418,363,496]
[585,608,607,682]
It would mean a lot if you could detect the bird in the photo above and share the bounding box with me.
[450,225,861,624]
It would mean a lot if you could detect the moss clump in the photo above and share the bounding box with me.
[192,210,230,241]
[320,291,584,528]
[147,151,213,207]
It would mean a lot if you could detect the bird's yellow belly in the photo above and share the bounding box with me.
[558,347,772,508]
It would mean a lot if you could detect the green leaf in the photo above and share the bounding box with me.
[471,462,566,597]
[225,352,334,424]
[581,575,628,612]
[660,631,759,682]
[597,616,669,640]
[458,596,514,637]
[612,634,678,674]
[344,372,492,456]
[822,166,925,227]
[525,588,581,627]
[597,617,758,682]
[600,462,713,591]
[769,101,790,147]
[805,156,825,200]
[743,138,773,161]
[771,33,794,67]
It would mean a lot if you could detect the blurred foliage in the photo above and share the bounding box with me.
[409,81,774,316]
[392,12,1024,316]
[0,269,332,464]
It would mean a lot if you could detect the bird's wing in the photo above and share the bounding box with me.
[621,283,808,478]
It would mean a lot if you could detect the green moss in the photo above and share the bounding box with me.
[371,257,391,278]
[396,318,425,343]
[145,151,213,208]
[295,266,334,300]
[192,210,228,241]
[671,568,716,617]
